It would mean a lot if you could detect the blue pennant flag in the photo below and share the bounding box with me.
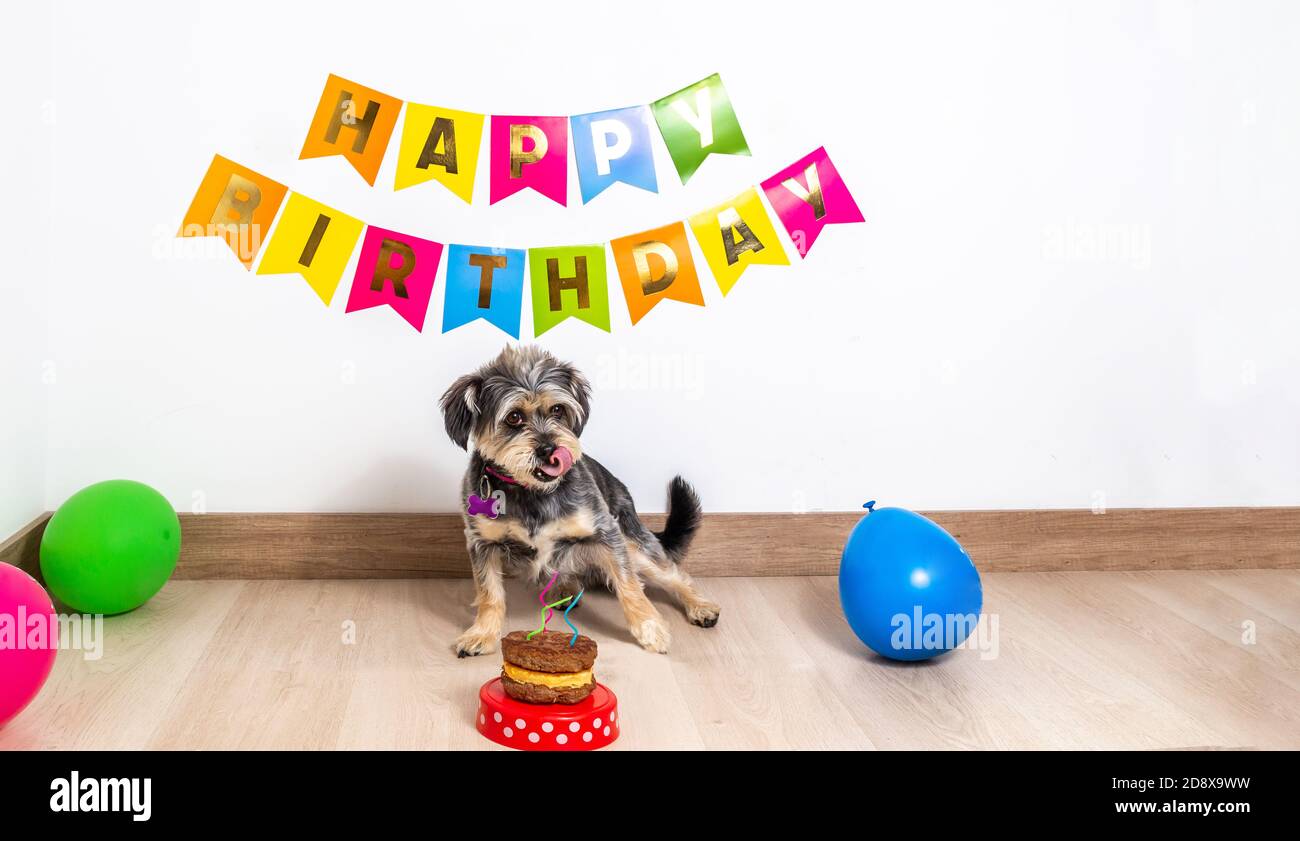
[441,244,526,338]
[570,105,659,204]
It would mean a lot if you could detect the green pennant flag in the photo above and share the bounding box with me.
[651,73,750,184]
[529,245,611,336]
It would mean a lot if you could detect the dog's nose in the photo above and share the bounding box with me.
[536,442,556,460]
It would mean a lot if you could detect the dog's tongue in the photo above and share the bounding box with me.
[539,446,574,478]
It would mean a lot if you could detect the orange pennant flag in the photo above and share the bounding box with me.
[299,74,402,186]
[177,154,288,269]
[609,221,705,325]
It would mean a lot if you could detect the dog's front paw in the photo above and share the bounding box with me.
[632,617,671,654]
[687,600,721,628]
[455,629,499,658]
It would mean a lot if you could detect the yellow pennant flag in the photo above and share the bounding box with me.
[256,193,365,305]
[687,187,788,295]
[394,102,485,203]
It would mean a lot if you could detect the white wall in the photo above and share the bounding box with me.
[0,4,55,536]
[16,0,1300,518]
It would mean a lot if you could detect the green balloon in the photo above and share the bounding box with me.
[40,480,181,615]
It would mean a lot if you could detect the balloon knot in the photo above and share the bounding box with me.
[863,500,876,512]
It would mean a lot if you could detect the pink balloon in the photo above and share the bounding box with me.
[0,564,58,727]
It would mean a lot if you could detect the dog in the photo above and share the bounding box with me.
[440,345,720,656]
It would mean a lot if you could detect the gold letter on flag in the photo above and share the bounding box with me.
[256,193,364,305]
[178,154,288,269]
[299,74,403,186]
[394,103,485,203]
[610,222,704,324]
[687,188,788,295]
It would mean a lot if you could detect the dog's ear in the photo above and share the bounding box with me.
[560,364,592,436]
[439,374,482,450]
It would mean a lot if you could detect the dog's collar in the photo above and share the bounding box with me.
[483,464,519,486]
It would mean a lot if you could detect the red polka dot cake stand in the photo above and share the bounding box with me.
[477,678,619,751]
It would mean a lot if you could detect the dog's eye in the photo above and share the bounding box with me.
[505,410,524,428]
[549,405,565,419]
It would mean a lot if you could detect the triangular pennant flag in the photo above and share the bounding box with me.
[760,147,864,257]
[255,193,364,305]
[344,226,443,332]
[299,74,403,186]
[178,154,288,270]
[687,188,788,295]
[570,105,658,204]
[651,73,750,184]
[528,245,610,336]
[489,115,568,206]
[609,222,704,325]
[442,244,526,337]
[394,102,485,203]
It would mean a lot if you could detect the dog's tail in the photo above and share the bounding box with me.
[655,476,702,564]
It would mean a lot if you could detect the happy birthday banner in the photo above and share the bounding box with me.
[298,72,752,204]
[179,145,863,337]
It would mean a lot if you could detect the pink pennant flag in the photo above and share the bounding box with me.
[759,147,864,258]
[489,115,568,206]
[344,226,444,332]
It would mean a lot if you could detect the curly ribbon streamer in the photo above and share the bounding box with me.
[563,589,585,646]
[537,571,558,623]
[528,573,573,640]
[527,595,573,640]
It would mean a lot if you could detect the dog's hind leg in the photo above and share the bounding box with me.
[455,542,507,657]
[566,537,670,653]
[629,543,721,628]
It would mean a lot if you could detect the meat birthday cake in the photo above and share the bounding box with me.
[500,630,597,704]
[476,579,618,750]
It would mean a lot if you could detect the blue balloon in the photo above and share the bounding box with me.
[839,503,983,661]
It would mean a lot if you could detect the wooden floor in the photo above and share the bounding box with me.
[3,571,1297,750]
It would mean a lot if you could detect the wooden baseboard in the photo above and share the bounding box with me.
[0,514,50,577]
[171,508,1300,578]
[4,508,1297,580]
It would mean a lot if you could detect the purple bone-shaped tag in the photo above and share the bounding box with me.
[467,490,506,519]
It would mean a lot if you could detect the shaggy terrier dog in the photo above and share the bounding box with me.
[440,345,720,656]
